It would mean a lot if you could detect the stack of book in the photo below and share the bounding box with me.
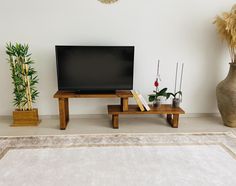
[131,90,151,111]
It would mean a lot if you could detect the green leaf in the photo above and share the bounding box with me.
[166,93,172,99]
[148,95,156,102]
[176,91,182,96]
[159,88,167,94]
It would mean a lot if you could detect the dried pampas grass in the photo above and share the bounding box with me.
[214,4,236,63]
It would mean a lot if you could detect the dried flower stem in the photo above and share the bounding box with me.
[214,4,236,63]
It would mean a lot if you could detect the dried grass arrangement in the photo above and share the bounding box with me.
[214,4,236,63]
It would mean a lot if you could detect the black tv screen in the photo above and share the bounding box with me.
[55,46,134,93]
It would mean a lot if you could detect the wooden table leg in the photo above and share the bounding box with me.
[167,114,172,125]
[112,114,119,129]
[59,98,68,130]
[166,114,179,128]
[65,98,69,122]
[121,98,129,112]
[172,114,179,128]
[120,98,123,107]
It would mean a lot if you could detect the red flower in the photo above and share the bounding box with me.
[154,80,159,87]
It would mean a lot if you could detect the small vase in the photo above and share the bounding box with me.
[153,98,161,107]
[216,63,236,127]
[172,98,180,108]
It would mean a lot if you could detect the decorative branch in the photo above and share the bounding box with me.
[179,63,184,92]
[174,63,179,93]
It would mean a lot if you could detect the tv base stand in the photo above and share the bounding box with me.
[53,90,133,130]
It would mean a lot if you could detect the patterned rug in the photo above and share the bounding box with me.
[1,132,236,186]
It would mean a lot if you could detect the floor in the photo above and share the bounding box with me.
[0,115,234,136]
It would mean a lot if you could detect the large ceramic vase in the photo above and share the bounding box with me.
[216,63,236,127]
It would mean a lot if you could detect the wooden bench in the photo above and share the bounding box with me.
[108,104,185,129]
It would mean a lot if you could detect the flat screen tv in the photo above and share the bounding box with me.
[55,46,134,93]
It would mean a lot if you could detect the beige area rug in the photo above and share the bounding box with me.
[1,132,236,186]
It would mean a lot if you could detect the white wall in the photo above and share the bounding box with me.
[0,0,233,115]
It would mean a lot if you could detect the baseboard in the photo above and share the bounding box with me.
[183,113,220,118]
[0,113,220,120]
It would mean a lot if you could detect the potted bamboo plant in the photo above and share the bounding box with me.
[6,43,40,126]
[214,4,236,127]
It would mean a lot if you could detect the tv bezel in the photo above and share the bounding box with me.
[55,45,135,93]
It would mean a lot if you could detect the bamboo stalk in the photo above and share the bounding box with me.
[12,56,21,110]
[22,64,30,110]
[26,81,30,110]
[25,64,33,110]
[27,77,33,110]
[18,57,24,111]
[25,64,32,110]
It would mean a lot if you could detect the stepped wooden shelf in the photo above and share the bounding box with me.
[53,90,133,130]
[108,104,185,129]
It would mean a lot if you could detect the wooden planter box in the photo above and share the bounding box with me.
[12,108,40,126]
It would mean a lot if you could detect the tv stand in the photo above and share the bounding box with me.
[53,90,133,130]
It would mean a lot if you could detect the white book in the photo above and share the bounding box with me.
[136,91,151,111]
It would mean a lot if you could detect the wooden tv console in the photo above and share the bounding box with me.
[53,90,133,130]
[54,90,185,130]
